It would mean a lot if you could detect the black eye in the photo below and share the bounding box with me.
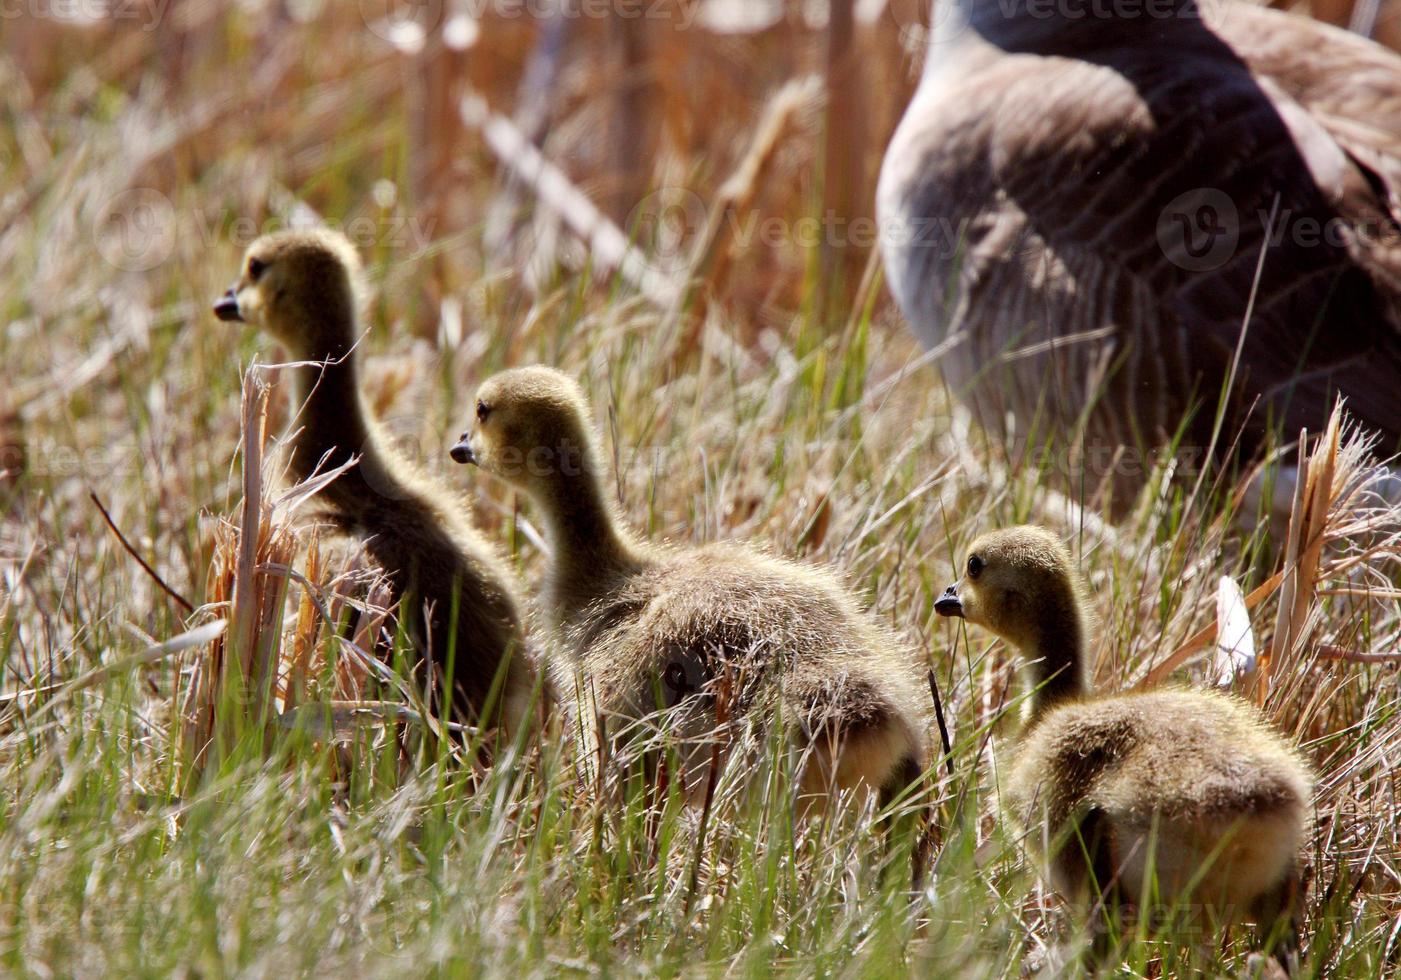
[967,554,984,580]
[248,257,266,281]
[476,401,492,423]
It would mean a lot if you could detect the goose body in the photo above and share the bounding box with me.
[935,526,1312,965]
[1009,689,1309,912]
[878,1,1401,491]
[213,230,534,731]
[453,366,930,805]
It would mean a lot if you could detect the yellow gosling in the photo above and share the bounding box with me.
[936,525,1312,969]
[213,229,534,732]
[452,365,930,808]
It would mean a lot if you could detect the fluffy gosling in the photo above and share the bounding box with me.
[451,365,930,807]
[935,526,1312,968]
[213,229,533,730]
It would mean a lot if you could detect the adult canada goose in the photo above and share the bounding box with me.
[935,526,1312,968]
[213,229,534,731]
[878,0,1401,502]
[450,366,930,807]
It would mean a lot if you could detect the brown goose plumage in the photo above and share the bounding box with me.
[452,366,930,808]
[878,1,1401,496]
[213,230,535,733]
[935,526,1312,969]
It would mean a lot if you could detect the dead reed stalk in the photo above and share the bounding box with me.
[820,0,867,309]
[178,371,299,781]
[1141,402,1400,705]
[459,89,680,308]
[664,75,824,360]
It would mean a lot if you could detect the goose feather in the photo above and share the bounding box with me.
[878,1,1401,480]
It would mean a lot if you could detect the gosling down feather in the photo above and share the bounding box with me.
[878,0,1401,492]
[452,366,930,807]
[213,229,534,731]
[936,527,1312,967]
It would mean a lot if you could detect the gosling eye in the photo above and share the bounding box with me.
[967,554,984,580]
[248,257,267,282]
[476,400,492,423]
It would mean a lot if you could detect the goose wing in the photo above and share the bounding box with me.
[1223,7,1401,178]
[1222,8,1401,304]
[890,19,1401,449]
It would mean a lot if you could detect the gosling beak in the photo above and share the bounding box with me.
[934,584,964,619]
[449,434,476,466]
[213,287,244,323]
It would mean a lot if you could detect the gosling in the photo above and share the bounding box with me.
[935,526,1312,967]
[450,366,929,808]
[212,229,533,731]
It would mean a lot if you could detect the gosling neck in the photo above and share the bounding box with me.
[280,333,398,510]
[1014,595,1088,723]
[532,446,641,612]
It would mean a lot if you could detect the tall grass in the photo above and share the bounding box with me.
[3,4,1401,976]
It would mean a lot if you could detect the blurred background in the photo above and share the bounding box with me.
[2,0,1397,384]
[7,0,1397,351]
[5,0,1401,699]
[5,0,1400,663]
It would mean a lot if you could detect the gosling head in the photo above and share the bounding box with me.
[934,525,1082,652]
[212,229,366,361]
[451,366,600,497]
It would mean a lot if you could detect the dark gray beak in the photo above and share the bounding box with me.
[934,584,964,618]
[450,434,476,466]
[213,287,243,322]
